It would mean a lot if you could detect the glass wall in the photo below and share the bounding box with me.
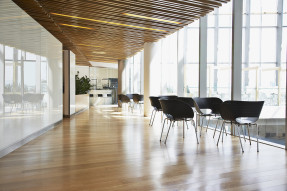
[241,0,286,145]
[0,0,62,152]
[161,32,178,95]
[120,0,286,147]
[184,21,199,97]
[207,2,232,100]
[123,51,143,94]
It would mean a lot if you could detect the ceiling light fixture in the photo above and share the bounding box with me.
[51,13,168,32]
[123,13,182,24]
[92,51,106,54]
[77,44,101,48]
[60,23,93,30]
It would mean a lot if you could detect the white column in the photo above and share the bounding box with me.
[177,29,185,97]
[199,16,208,97]
[0,45,4,113]
[143,42,161,117]
[63,50,70,116]
[231,0,243,100]
[117,59,125,107]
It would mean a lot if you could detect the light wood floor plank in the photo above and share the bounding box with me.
[0,106,286,191]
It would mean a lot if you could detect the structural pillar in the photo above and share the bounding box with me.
[143,42,161,117]
[0,45,4,113]
[231,0,243,100]
[63,50,76,117]
[117,59,125,107]
[177,29,185,97]
[199,16,208,97]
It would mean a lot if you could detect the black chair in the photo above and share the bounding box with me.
[149,96,162,126]
[3,94,22,113]
[119,94,132,111]
[159,95,178,100]
[176,97,195,108]
[218,100,264,152]
[133,94,144,111]
[126,94,133,100]
[192,97,223,136]
[117,94,123,107]
[159,99,198,144]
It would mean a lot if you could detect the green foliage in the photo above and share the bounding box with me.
[75,73,92,95]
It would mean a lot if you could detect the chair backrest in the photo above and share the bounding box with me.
[192,97,223,114]
[192,97,208,114]
[126,94,133,100]
[4,94,22,104]
[133,94,143,103]
[118,94,123,101]
[2,94,13,103]
[159,99,194,120]
[176,97,195,108]
[121,94,131,103]
[149,96,161,110]
[220,100,264,122]
[159,95,178,100]
[207,97,223,114]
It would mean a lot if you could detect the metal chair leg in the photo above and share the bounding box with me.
[149,109,155,126]
[200,116,204,137]
[257,124,259,152]
[247,124,252,145]
[213,120,219,138]
[236,125,244,153]
[217,121,224,146]
[185,120,189,129]
[160,118,167,142]
[240,125,246,142]
[206,116,211,132]
[151,111,157,126]
[183,121,185,138]
[192,120,199,144]
[165,121,174,144]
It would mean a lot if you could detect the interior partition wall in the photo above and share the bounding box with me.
[0,0,62,157]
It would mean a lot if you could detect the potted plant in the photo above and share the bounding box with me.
[75,72,92,112]
[75,73,92,95]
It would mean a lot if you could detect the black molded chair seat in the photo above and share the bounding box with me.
[149,96,162,126]
[159,99,198,144]
[176,97,195,108]
[159,95,178,100]
[236,117,258,124]
[217,100,264,152]
[192,97,223,136]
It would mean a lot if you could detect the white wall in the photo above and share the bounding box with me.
[0,0,62,156]
[76,66,90,78]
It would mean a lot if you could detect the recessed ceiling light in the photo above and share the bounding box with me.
[51,13,168,32]
[123,13,182,24]
[60,23,93,30]
[77,44,101,48]
[92,51,106,54]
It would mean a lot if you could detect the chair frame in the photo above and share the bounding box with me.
[217,100,264,152]
[159,99,199,144]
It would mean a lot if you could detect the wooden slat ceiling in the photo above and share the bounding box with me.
[13,0,229,66]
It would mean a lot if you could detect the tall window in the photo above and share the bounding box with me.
[207,2,232,100]
[123,51,143,94]
[242,0,286,145]
[161,32,177,94]
[242,0,285,106]
[184,21,199,97]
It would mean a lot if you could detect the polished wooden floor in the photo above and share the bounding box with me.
[0,106,287,191]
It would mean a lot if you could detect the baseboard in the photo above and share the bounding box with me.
[63,107,89,118]
[0,120,62,158]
